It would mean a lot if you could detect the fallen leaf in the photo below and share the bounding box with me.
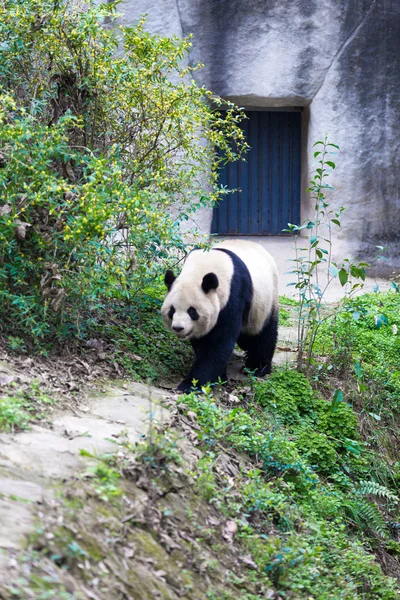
[123,547,135,559]
[228,394,240,403]
[178,530,193,542]
[15,221,32,240]
[0,204,11,216]
[160,533,181,551]
[0,374,14,386]
[154,569,167,580]
[97,561,109,574]
[222,519,237,542]
[86,338,103,350]
[239,554,258,570]
[276,345,295,352]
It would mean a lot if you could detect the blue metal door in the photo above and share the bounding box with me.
[212,111,301,235]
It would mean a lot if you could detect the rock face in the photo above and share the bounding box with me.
[116,0,400,273]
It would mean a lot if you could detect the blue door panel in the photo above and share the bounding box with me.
[212,111,301,235]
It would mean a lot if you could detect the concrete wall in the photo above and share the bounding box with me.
[114,0,400,274]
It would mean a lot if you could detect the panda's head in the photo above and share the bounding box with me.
[161,269,220,340]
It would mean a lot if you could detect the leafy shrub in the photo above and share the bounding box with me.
[278,307,291,326]
[254,370,316,424]
[0,0,246,345]
[294,427,338,472]
[315,291,400,418]
[254,370,362,476]
[87,288,193,380]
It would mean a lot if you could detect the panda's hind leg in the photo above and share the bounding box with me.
[237,308,278,377]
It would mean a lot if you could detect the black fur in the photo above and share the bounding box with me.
[237,306,278,376]
[202,272,219,294]
[187,306,199,320]
[165,270,176,291]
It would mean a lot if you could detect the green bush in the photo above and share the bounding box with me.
[254,370,362,476]
[0,0,246,344]
[314,291,400,417]
[254,370,316,424]
[294,427,338,472]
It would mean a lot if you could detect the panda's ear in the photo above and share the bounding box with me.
[202,272,219,294]
[164,270,176,291]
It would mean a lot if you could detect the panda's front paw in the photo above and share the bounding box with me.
[255,364,272,377]
[177,380,193,393]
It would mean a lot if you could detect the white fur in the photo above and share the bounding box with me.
[161,240,278,339]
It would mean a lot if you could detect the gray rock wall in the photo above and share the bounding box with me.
[115,0,400,273]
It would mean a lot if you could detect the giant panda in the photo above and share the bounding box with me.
[161,239,279,392]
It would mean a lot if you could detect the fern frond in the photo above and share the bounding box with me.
[357,480,398,504]
[345,498,389,538]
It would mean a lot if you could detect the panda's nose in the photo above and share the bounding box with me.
[173,326,184,332]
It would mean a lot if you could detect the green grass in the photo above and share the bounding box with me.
[279,294,300,306]
[90,289,192,383]
[0,381,54,432]
[279,307,291,326]
[314,290,400,420]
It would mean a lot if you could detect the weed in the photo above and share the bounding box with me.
[284,137,368,372]
[0,382,54,432]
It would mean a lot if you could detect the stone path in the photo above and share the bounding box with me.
[0,378,171,579]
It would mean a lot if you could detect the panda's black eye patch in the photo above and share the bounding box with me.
[187,307,199,321]
[168,306,175,319]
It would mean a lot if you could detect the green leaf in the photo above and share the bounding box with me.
[375,314,389,328]
[329,265,339,277]
[331,389,343,411]
[368,412,381,421]
[338,269,348,286]
[80,449,94,457]
[390,281,400,293]
[354,361,363,379]
[325,161,336,169]
[345,442,361,455]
